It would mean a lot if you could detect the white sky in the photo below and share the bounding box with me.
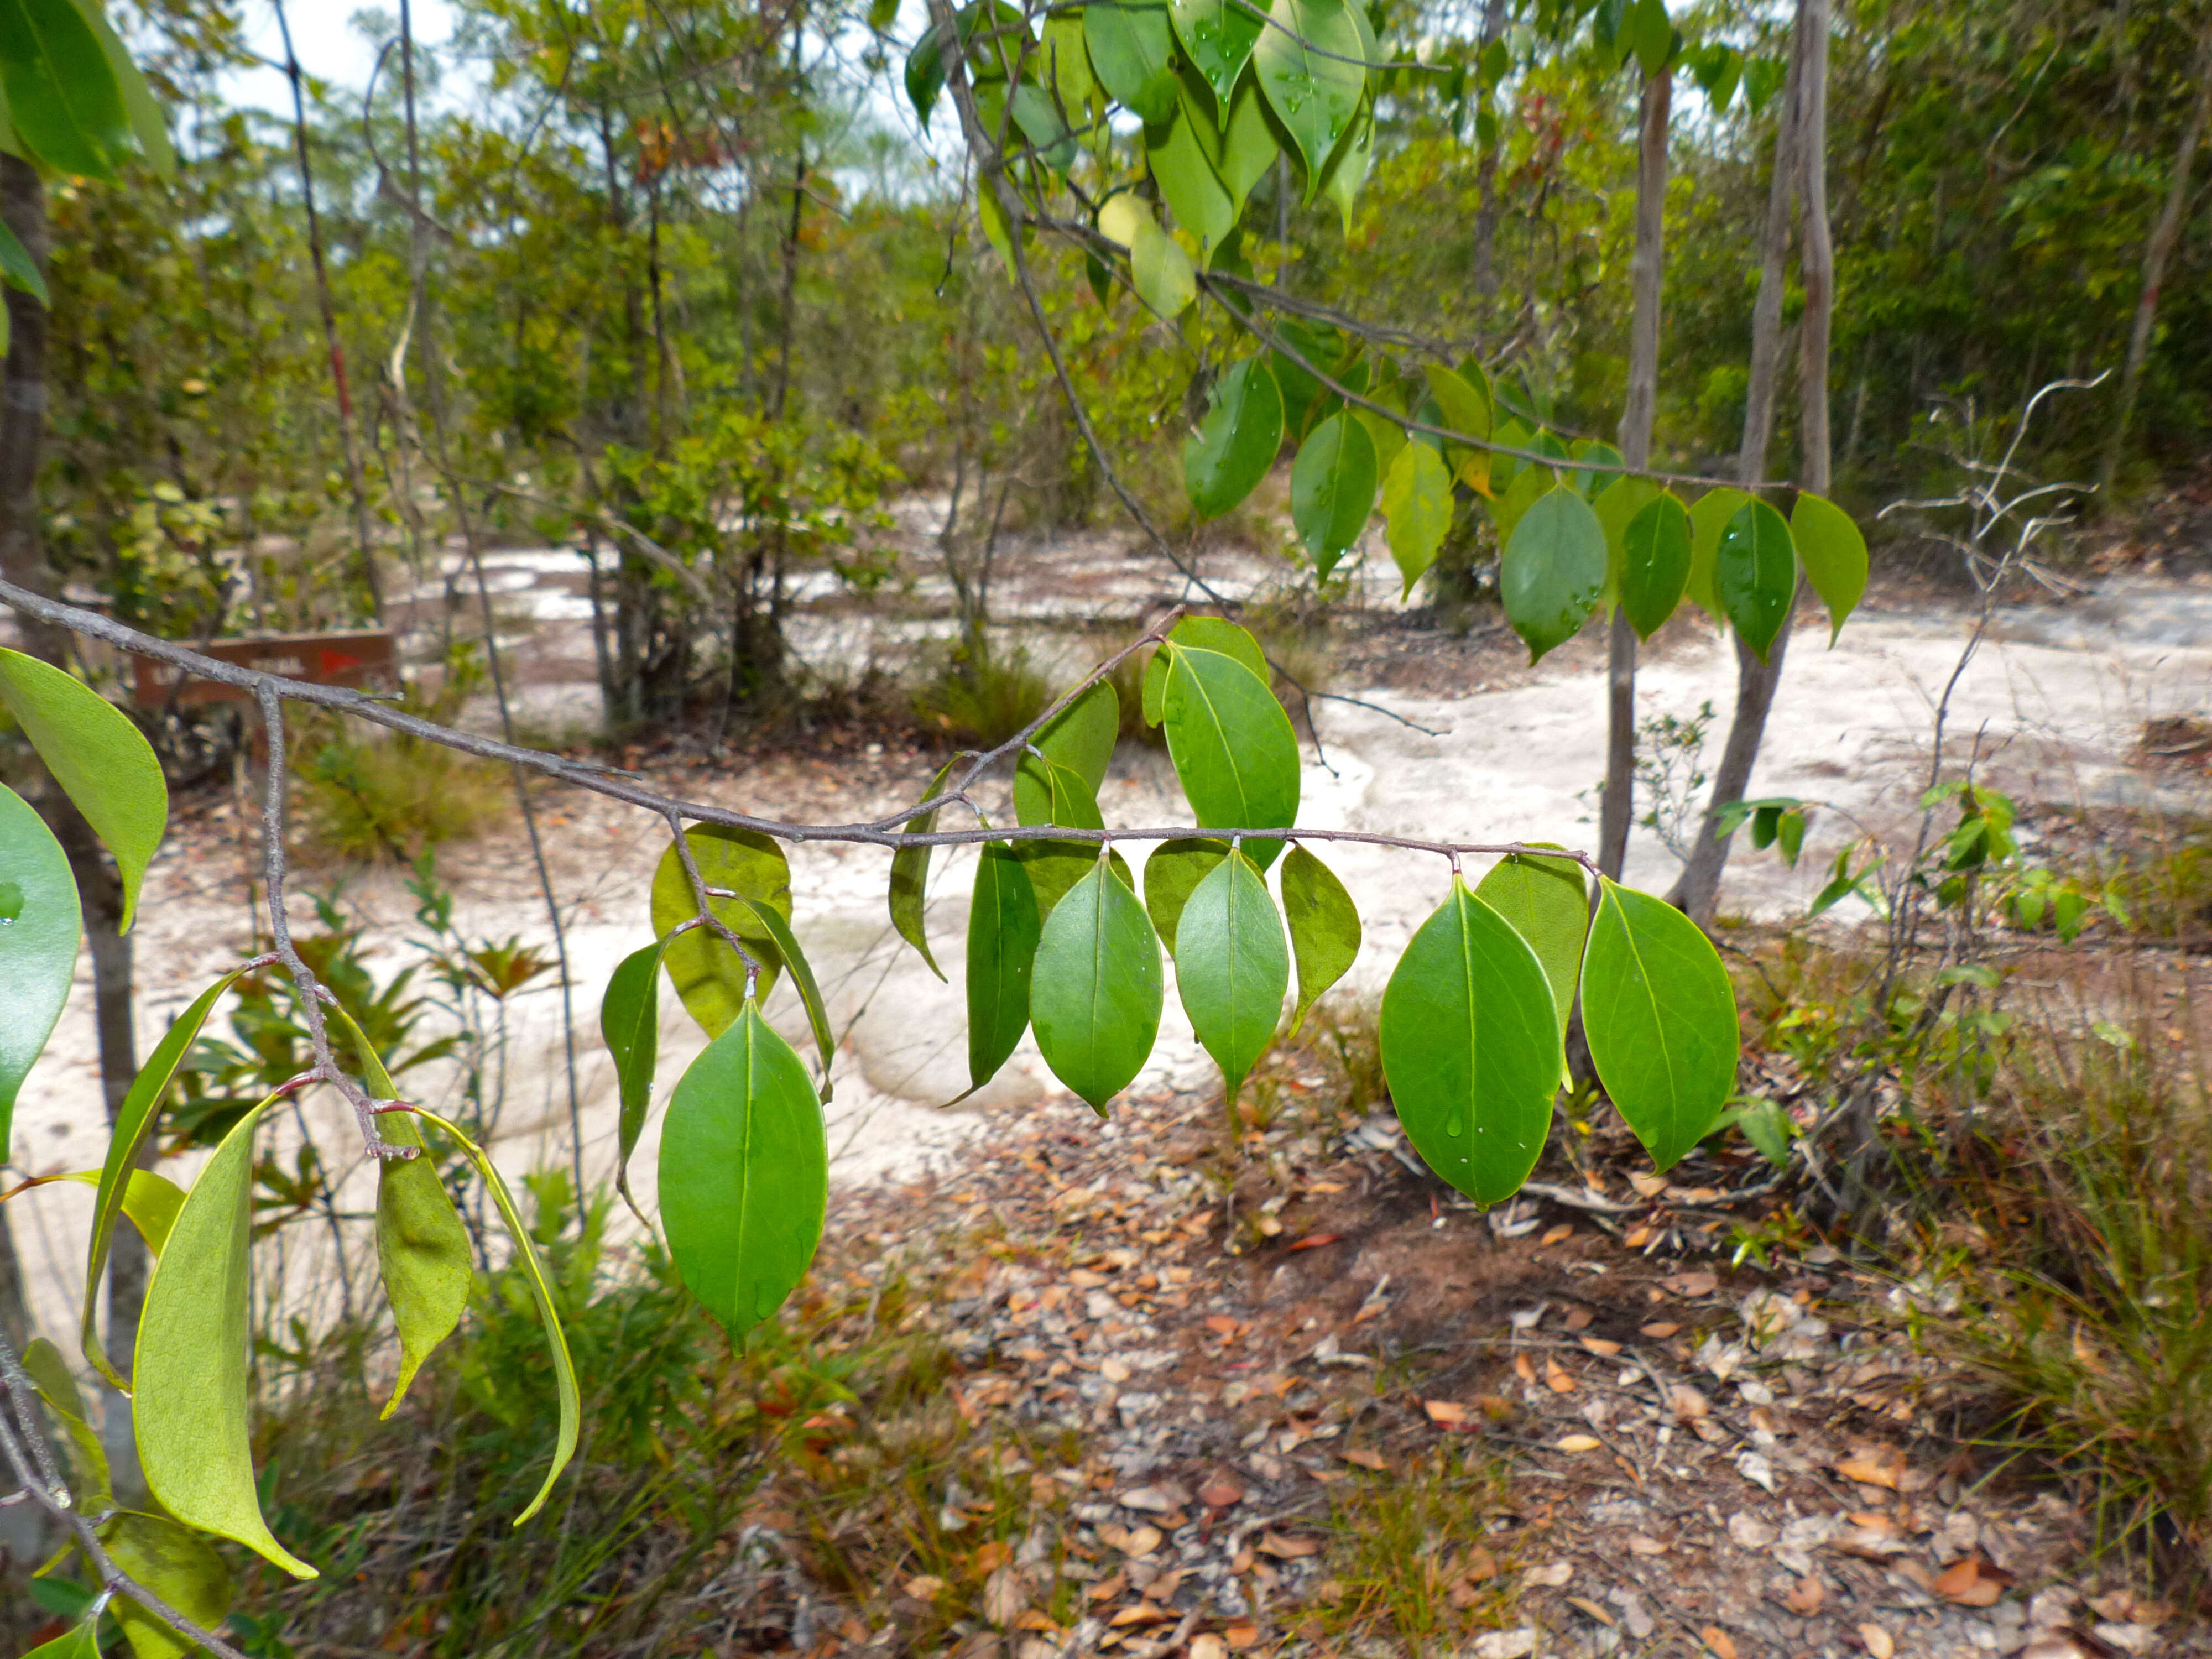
[225,1,462,117]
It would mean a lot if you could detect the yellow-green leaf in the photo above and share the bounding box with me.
[1791,489,1869,643]
[890,758,962,980]
[650,825,792,1037]
[0,780,78,1163]
[101,1509,234,1659]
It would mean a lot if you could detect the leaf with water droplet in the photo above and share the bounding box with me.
[1254,0,1368,183]
[1380,878,1560,1204]
[1687,486,1752,618]
[1619,491,1692,640]
[1171,0,1264,111]
[1175,848,1289,1104]
[1501,486,1608,663]
[1717,497,1797,660]
[659,1001,827,1340]
[0,781,76,1166]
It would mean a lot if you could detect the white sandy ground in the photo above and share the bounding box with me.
[10,554,2212,1353]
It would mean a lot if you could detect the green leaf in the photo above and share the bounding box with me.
[77,963,251,1385]
[966,840,1040,1092]
[1141,615,1269,723]
[905,19,950,128]
[601,941,665,1203]
[102,1509,234,1659]
[1421,362,1493,488]
[1379,879,1561,1206]
[1142,836,1230,954]
[1086,0,1179,123]
[1791,489,1868,644]
[1291,412,1378,578]
[412,1105,579,1522]
[1172,0,1264,109]
[736,895,836,1098]
[370,1094,469,1420]
[1030,858,1165,1112]
[1015,754,1106,921]
[1317,96,1373,233]
[1176,848,1288,1102]
[1381,440,1453,596]
[1626,0,1673,75]
[1279,843,1358,1034]
[0,215,44,304]
[1472,847,1587,1047]
[1038,677,1120,792]
[65,0,170,174]
[890,759,961,980]
[1186,357,1284,521]
[0,780,76,1164]
[23,1334,108,1514]
[1160,643,1301,869]
[650,825,791,1036]
[1253,0,1368,184]
[1619,492,1692,640]
[1717,498,1796,661]
[1501,486,1608,662]
[1010,82,1077,170]
[23,1620,100,1659]
[1732,1096,1794,1168]
[1133,208,1197,316]
[1489,461,1554,547]
[1593,473,1660,602]
[659,1001,827,1341]
[1687,486,1751,619]
[1581,879,1741,1170]
[134,1094,317,1578]
[0,0,132,178]
[1569,439,1624,500]
[1044,12,1097,123]
[0,646,168,931]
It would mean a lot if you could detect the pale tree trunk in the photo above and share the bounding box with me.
[0,155,147,1499]
[1668,0,1822,924]
[2099,20,2212,496]
[1598,67,1673,880]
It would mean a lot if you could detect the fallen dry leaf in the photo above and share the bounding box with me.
[1566,1597,1615,1627]
[1668,1385,1710,1422]
[1341,1447,1386,1471]
[1119,1525,1162,1558]
[1545,1358,1577,1395]
[904,1575,947,1601]
[1556,1434,1603,1452]
[1199,1478,1244,1508]
[1543,1224,1575,1246]
[1860,1623,1895,1659]
[1933,1556,2007,1607]
[1258,1533,1321,1559]
[1087,1573,1128,1603]
[1665,1271,1720,1297]
[1785,1576,1826,1615]
[1703,1626,1739,1659]
[1627,1535,1670,1557]
[1108,1602,1172,1627]
[1224,1626,1262,1651]
[1522,1561,1573,1588]
[1204,1315,1240,1338]
[1835,1445,1905,1490]
[1623,1224,1653,1248]
[1564,1305,1593,1331]
[1514,1353,1538,1384]
[1630,1172,1670,1198]
[1580,1337,1623,1358]
[1640,1322,1681,1339]
[1189,1636,1228,1659]
[1015,1609,1059,1632]
[1228,1546,1253,1575]
[1288,1232,1343,1251]
[983,1564,1028,1625]
[1425,1399,1473,1427]
[1459,1546,1499,1582]
[973,1540,1012,1572]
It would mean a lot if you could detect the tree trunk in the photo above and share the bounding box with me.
[1668,4,1815,924]
[2099,20,2212,496]
[0,153,147,1497]
[1598,67,1672,881]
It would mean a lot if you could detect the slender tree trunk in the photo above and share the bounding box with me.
[1670,2,1817,924]
[2099,20,2212,495]
[1469,0,1510,307]
[0,154,147,1498]
[274,0,379,618]
[1598,68,1672,882]
[770,150,806,424]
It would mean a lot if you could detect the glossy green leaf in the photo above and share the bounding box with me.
[1015,754,1107,921]
[966,840,1040,1093]
[975,180,1016,280]
[1279,843,1358,1034]
[737,896,836,1097]
[905,18,949,129]
[1627,0,1673,75]
[1620,492,1693,640]
[1581,879,1741,1170]
[660,1001,827,1341]
[1031,859,1165,1112]
[23,1334,108,1514]
[602,941,665,1204]
[890,758,962,980]
[1489,461,1554,547]
[1160,643,1301,869]
[1010,81,1077,170]
[1317,97,1373,233]
[0,780,77,1165]
[1379,880,1561,1206]
[1141,615,1269,724]
[1687,486,1751,618]
[1253,0,1367,183]
[1291,412,1378,580]
[77,963,251,1384]
[0,215,44,304]
[67,0,171,174]
[1421,362,1493,486]
[1086,0,1179,124]
[1148,103,1232,255]
[1141,837,1229,954]
[1355,406,1406,477]
[1717,498,1797,661]
[1593,473,1661,601]
[1791,489,1869,644]
[0,0,132,178]
[1037,677,1120,792]
[134,1095,317,1578]
[1176,849,1288,1103]
[1132,207,1197,316]
[1172,0,1263,109]
[650,825,791,1036]
[1381,439,1454,597]
[23,1621,99,1659]
[413,1105,579,1522]
[1186,357,1284,521]
[0,646,167,932]
[1044,12,1097,123]
[1472,848,1587,1046]
[102,1509,234,1659]
[1501,486,1608,663]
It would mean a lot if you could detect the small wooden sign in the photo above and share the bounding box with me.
[130,630,399,708]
